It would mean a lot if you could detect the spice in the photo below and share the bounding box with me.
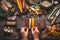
[7,21,16,25]
[41,0,52,7]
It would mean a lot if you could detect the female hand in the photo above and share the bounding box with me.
[31,27,40,40]
[21,27,28,40]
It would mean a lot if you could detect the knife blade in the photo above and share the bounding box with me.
[51,9,60,25]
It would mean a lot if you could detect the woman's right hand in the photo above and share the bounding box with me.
[31,27,40,40]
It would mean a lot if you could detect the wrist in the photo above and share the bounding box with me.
[22,37,28,40]
[34,38,39,40]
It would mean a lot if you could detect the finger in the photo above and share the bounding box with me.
[31,28,35,33]
[35,27,39,32]
[21,27,26,30]
[22,27,28,33]
[33,28,35,31]
[21,27,25,33]
[31,28,33,33]
[26,28,28,33]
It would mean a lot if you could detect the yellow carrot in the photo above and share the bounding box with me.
[29,18,31,28]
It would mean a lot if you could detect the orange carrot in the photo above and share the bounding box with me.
[31,17,35,29]
[14,0,23,13]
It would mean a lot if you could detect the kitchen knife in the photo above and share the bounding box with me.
[51,9,60,25]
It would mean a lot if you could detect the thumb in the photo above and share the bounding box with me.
[35,27,39,32]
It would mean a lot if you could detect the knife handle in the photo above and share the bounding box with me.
[51,17,57,25]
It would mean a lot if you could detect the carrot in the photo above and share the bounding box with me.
[14,0,23,13]
[31,17,35,29]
